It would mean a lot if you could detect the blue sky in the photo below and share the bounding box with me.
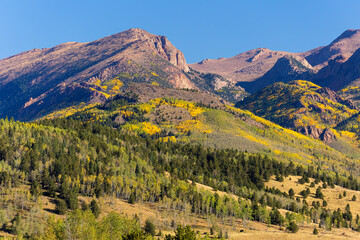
[0,0,359,63]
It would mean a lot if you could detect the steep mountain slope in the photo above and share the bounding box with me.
[304,29,360,69]
[0,28,194,120]
[0,28,245,121]
[237,55,315,93]
[338,80,360,107]
[237,80,358,144]
[314,48,360,91]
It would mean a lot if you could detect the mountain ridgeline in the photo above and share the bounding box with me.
[2,28,360,121]
[3,28,360,239]
[192,29,360,96]
[0,28,244,121]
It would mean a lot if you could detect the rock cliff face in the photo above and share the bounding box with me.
[315,87,357,109]
[298,126,336,143]
[122,28,189,72]
[0,28,193,120]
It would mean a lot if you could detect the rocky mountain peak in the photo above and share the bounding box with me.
[107,28,189,72]
[305,29,360,68]
[0,28,194,120]
[147,34,190,72]
[331,29,360,44]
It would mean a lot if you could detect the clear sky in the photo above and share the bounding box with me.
[1,0,359,63]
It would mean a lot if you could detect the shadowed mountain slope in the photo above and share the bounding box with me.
[237,55,315,93]
[314,48,360,91]
[304,29,360,69]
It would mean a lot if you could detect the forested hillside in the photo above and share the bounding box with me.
[1,87,360,238]
[44,88,360,175]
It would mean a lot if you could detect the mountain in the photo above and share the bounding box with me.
[190,48,294,83]
[3,28,360,120]
[1,28,240,121]
[304,29,360,69]
[239,31,360,94]
[3,28,360,239]
[237,80,358,143]
[190,29,360,93]
[237,55,315,93]
[314,48,360,91]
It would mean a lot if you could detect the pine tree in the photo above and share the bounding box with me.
[288,188,295,198]
[287,221,298,233]
[145,219,156,236]
[90,199,100,218]
[315,187,324,199]
[55,199,67,215]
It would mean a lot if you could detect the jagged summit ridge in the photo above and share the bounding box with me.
[86,28,189,72]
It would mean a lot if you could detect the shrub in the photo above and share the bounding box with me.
[145,219,156,236]
[287,221,299,233]
[172,225,196,240]
[289,188,295,198]
[298,178,306,184]
[315,187,324,199]
[97,212,143,239]
[352,195,357,201]
[81,201,89,211]
[300,188,310,199]
[90,199,100,218]
[313,227,318,235]
[276,175,284,182]
[270,208,284,225]
[55,198,67,215]
[66,194,78,210]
